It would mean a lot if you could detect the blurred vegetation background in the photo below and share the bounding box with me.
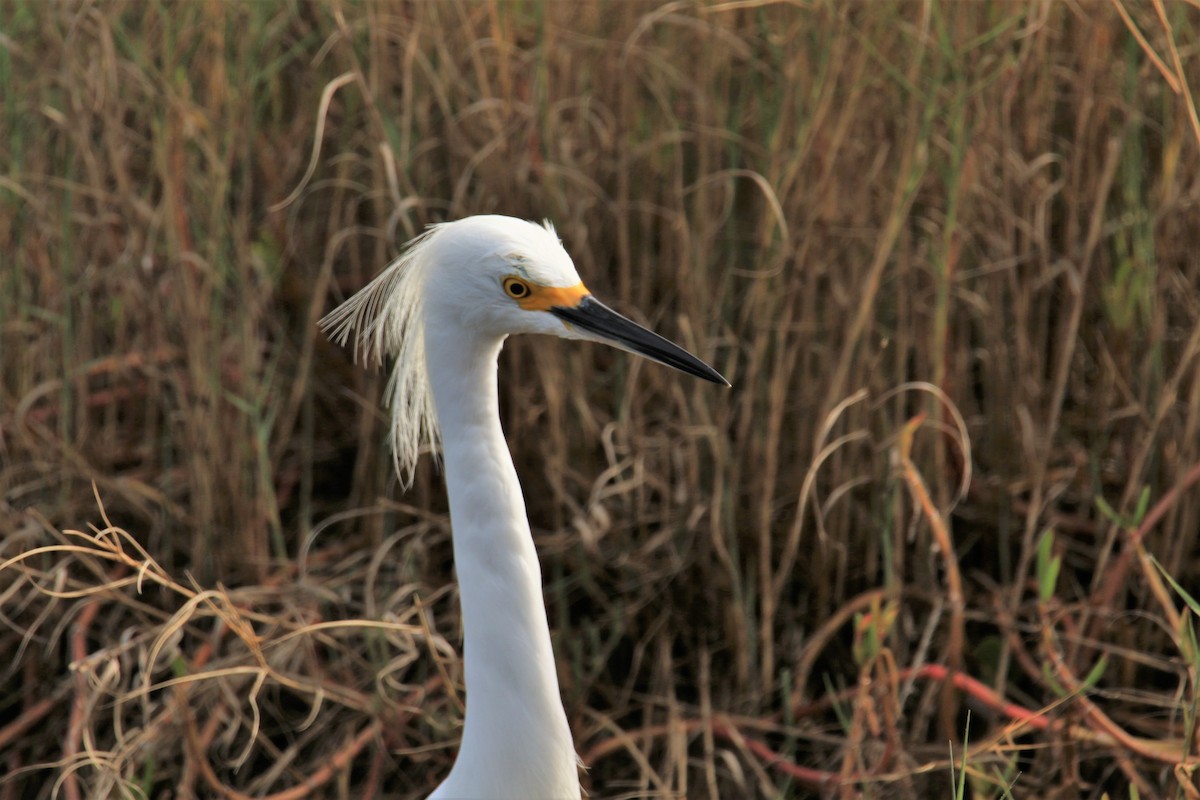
[3,1,1200,798]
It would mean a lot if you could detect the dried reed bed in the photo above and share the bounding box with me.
[3,1,1200,797]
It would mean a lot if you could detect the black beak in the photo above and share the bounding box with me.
[550,296,729,386]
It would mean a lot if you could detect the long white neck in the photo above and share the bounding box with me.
[425,324,580,800]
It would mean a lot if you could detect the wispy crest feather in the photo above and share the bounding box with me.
[319,227,442,487]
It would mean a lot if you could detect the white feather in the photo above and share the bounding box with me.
[319,226,442,487]
[321,215,723,798]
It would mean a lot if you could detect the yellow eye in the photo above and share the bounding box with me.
[503,276,532,300]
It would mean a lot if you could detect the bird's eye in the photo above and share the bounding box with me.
[503,277,531,299]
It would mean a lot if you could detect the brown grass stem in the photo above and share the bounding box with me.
[897,413,965,742]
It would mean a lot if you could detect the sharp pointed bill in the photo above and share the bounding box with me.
[550,295,729,385]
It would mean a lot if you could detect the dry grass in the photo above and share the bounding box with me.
[3,1,1200,797]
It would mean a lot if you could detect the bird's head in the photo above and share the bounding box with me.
[420,216,728,384]
[417,215,585,340]
[321,215,727,484]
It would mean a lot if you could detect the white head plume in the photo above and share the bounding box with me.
[319,226,441,488]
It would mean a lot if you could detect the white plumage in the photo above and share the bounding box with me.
[321,215,726,799]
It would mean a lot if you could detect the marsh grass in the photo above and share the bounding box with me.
[3,1,1200,797]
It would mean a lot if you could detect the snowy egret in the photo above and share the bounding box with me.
[321,215,727,799]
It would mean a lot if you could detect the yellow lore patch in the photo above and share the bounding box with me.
[507,278,590,312]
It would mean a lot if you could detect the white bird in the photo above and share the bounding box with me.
[320,215,727,799]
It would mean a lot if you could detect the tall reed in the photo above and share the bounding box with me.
[2,2,1199,797]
